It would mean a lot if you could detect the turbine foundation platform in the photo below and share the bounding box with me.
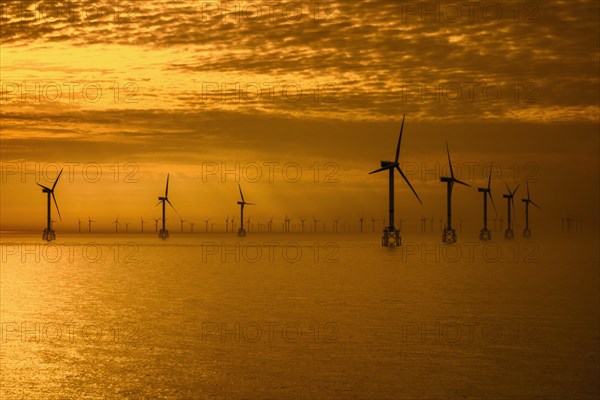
[479,229,491,241]
[504,229,514,239]
[238,228,246,237]
[442,228,457,244]
[381,227,400,246]
[523,228,531,238]
[42,228,56,241]
[158,229,169,239]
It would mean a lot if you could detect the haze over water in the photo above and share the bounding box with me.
[2,232,598,399]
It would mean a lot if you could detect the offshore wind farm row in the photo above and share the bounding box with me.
[37,115,543,245]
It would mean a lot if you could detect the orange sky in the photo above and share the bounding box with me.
[1,0,598,232]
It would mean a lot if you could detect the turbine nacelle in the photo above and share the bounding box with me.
[379,161,397,168]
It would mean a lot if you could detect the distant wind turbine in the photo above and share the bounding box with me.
[333,217,340,233]
[440,142,470,243]
[478,165,497,241]
[237,184,255,236]
[156,174,178,239]
[503,183,519,239]
[522,182,540,238]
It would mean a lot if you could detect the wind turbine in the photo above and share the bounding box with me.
[359,216,364,233]
[125,222,129,233]
[204,218,210,232]
[300,217,307,233]
[268,217,273,232]
[237,184,255,236]
[114,217,121,233]
[333,217,340,233]
[88,217,93,233]
[153,218,160,233]
[282,215,289,232]
[156,174,178,239]
[225,217,229,233]
[78,217,82,233]
[180,217,186,233]
[141,217,146,233]
[190,222,195,233]
[478,165,497,241]
[522,182,540,238]
[371,217,377,232]
[313,217,319,232]
[440,142,470,243]
[503,183,520,239]
[369,115,422,246]
[37,168,63,241]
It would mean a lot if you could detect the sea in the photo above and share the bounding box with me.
[1,231,599,399]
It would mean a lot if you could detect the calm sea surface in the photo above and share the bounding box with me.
[1,232,599,399]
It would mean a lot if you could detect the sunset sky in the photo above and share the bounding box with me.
[1,0,598,232]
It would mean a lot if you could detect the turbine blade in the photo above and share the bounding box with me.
[165,174,170,197]
[446,142,454,179]
[166,199,179,215]
[454,178,471,187]
[37,183,51,190]
[512,184,520,196]
[246,202,256,206]
[394,114,405,163]
[488,191,498,216]
[155,201,162,207]
[52,168,63,190]
[396,165,423,205]
[238,184,245,202]
[527,182,530,200]
[505,182,511,194]
[369,166,391,174]
[487,163,493,190]
[531,200,541,209]
[52,193,62,221]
